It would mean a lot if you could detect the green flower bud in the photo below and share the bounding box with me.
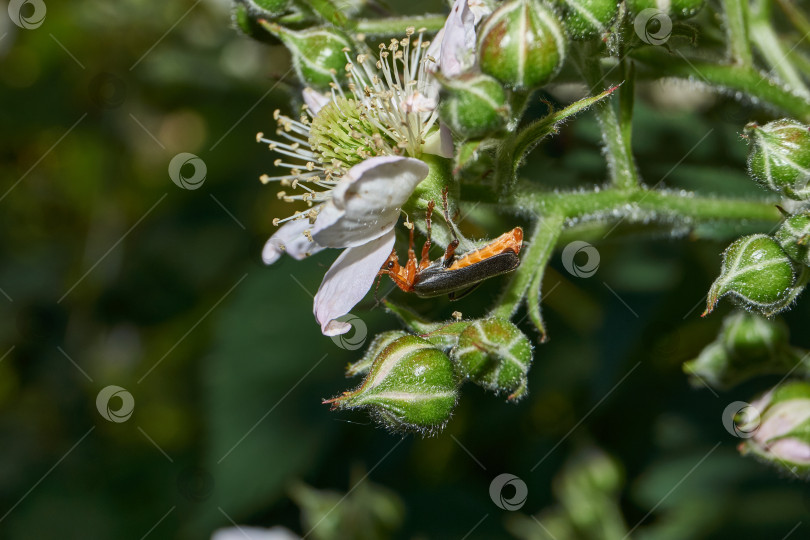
[739,381,810,476]
[478,0,568,90]
[684,311,795,390]
[775,212,810,267]
[452,317,533,400]
[346,330,408,377]
[239,0,291,17]
[260,22,352,89]
[745,119,810,200]
[438,73,509,138]
[626,0,704,20]
[704,234,797,317]
[326,335,458,434]
[554,0,619,40]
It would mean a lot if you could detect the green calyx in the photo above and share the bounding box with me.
[554,0,619,40]
[451,317,533,401]
[478,0,568,90]
[260,22,352,89]
[309,97,397,169]
[775,212,810,267]
[704,234,797,317]
[327,335,459,434]
[746,119,810,201]
[439,73,509,138]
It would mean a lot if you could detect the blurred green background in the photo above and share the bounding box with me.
[1,0,809,538]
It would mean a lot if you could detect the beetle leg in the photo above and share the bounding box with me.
[378,248,414,293]
[440,188,460,268]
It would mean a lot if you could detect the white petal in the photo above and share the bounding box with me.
[467,0,492,24]
[423,122,454,159]
[302,88,330,115]
[430,0,478,78]
[312,156,428,248]
[262,216,324,264]
[313,230,395,336]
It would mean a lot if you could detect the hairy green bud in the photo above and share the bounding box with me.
[326,335,458,434]
[346,330,408,377]
[775,212,810,267]
[439,73,509,138]
[739,381,810,477]
[626,0,705,20]
[452,317,533,400]
[684,311,795,390]
[704,234,797,317]
[554,0,619,40]
[478,0,568,89]
[260,22,352,89]
[745,119,810,200]
[239,0,291,17]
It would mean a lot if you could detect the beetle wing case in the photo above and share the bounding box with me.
[412,251,521,298]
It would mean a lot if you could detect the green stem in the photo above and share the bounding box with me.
[775,0,810,38]
[510,185,781,224]
[749,0,810,99]
[575,46,640,190]
[721,0,754,66]
[632,49,810,123]
[490,213,565,321]
[354,14,447,36]
[526,215,566,341]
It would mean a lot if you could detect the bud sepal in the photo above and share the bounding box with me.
[703,234,799,317]
[326,335,459,434]
[745,119,810,201]
[775,211,810,267]
[438,73,509,138]
[452,317,533,400]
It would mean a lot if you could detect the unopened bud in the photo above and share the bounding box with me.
[326,335,458,434]
[478,0,567,89]
[740,381,810,476]
[684,311,795,390]
[554,0,619,40]
[775,211,810,267]
[260,22,352,89]
[346,330,408,377]
[703,234,797,317]
[745,119,810,200]
[452,317,533,400]
[439,73,509,138]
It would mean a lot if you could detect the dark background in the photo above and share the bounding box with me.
[1,0,808,538]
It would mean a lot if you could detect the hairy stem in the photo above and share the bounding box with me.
[575,46,640,190]
[632,49,810,123]
[721,0,754,66]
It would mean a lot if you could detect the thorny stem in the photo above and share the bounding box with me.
[721,0,754,66]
